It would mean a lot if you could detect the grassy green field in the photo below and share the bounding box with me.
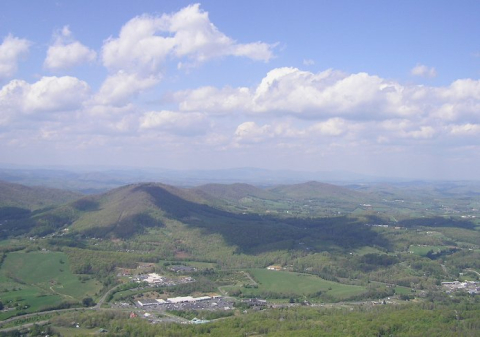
[0,251,102,320]
[51,326,99,336]
[394,286,412,295]
[408,245,446,256]
[158,260,217,270]
[226,269,366,300]
[183,261,217,269]
[353,246,386,256]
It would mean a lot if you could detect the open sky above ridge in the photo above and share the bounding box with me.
[1,0,480,180]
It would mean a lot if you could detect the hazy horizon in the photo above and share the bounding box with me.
[2,163,480,186]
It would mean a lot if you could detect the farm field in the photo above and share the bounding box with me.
[353,246,386,256]
[230,269,366,300]
[408,245,447,256]
[159,260,216,270]
[49,326,99,336]
[394,286,412,295]
[0,251,102,320]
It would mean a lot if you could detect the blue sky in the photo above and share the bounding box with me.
[1,1,480,179]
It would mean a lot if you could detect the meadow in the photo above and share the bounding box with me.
[0,250,102,320]
[226,268,366,301]
[408,245,448,256]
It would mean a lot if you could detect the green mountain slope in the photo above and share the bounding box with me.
[0,180,81,210]
[45,182,385,255]
[268,181,367,201]
[192,183,278,202]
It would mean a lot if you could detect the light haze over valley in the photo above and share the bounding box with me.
[1,2,480,336]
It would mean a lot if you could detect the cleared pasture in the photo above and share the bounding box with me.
[231,269,366,300]
[0,251,102,319]
[408,245,446,256]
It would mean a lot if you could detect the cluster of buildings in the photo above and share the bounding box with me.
[134,273,195,286]
[169,265,197,273]
[442,281,480,294]
[137,295,220,307]
[241,298,268,308]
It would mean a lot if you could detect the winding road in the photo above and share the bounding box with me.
[0,282,124,331]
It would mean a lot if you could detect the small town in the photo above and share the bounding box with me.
[442,281,480,295]
[137,295,234,312]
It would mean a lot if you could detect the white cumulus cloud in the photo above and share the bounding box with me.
[411,64,437,78]
[309,118,347,136]
[233,118,363,147]
[0,76,90,121]
[140,110,210,136]
[174,67,480,130]
[44,26,96,70]
[175,67,420,119]
[95,71,159,106]
[303,59,315,66]
[234,121,273,143]
[102,3,274,75]
[176,86,252,113]
[439,79,480,100]
[405,126,435,139]
[449,123,480,135]
[0,34,31,79]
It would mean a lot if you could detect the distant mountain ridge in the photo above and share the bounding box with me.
[0,166,394,193]
[2,178,479,259]
[36,181,386,255]
[192,183,279,202]
[0,180,81,210]
[268,181,366,201]
[22,180,374,240]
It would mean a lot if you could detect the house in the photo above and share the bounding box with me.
[267,265,282,271]
[167,296,195,304]
[144,273,164,284]
[169,265,197,273]
[166,296,212,304]
[137,299,161,307]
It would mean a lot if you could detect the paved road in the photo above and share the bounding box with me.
[0,307,87,329]
[95,283,124,309]
[0,283,124,330]
[0,320,50,333]
[466,268,480,277]
[241,271,258,286]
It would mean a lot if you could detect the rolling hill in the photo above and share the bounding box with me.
[19,181,387,256]
[192,183,278,203]
[268,181,371,202]
[0,180,81,210]
[9,179,475,255]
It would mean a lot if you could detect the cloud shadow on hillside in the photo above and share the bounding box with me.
[139,185,391,254]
